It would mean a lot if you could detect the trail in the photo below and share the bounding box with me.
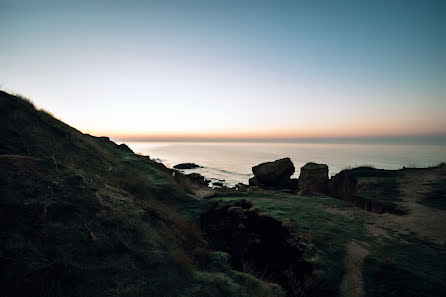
[324,166,446,245]
[386,167,446,245]
[340,241,369,297]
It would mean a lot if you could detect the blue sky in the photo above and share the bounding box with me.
[1,0,445,140]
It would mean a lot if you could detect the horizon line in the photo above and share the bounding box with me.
[111,134,446,144]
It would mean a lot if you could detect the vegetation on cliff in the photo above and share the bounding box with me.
[0,91,284,297]
[1,90,445,297]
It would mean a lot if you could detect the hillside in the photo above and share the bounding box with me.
[0,91,285,297]
[1,90,445,297]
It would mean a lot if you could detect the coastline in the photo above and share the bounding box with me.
[123,141,446,187]
[1,90,445,297]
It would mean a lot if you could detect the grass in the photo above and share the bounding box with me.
[202,193,368,297]
[343,166,405,214]
[204,188,446,297]
[364,237,446,297]
[417,172,446,210]
[417,188,446,210]
[0,90,285,297]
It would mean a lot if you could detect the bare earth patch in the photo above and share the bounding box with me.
[190,185,216,199]
[323,166,446,245]
[373,167,446,245]
[340,240,369,297]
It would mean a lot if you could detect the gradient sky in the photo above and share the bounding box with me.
[1,0,445,140]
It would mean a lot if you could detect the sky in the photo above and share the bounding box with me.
[1,0,445,141]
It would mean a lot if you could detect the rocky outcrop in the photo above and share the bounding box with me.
[250,158,296,189]
[186,173,210,186]
[235,183,248,192]
[327,170,359,201]
[248,176,260,186]
[298,162,329,195]
[174,163,202,169]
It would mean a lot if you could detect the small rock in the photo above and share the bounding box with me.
[187,173,210,186]
[173,163,202,169]
[236,183,248,192]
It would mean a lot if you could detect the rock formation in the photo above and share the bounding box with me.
[174,163,202,169]
[327,170,359,201]
[249,158,296,189]
[186,173,210,186]
[298,162,329,195]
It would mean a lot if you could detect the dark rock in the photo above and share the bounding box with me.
[235,183,248,192]
[213,182,224,187]
[173,163,202,169]
[187,173,210,186]
[298,162,329,195]
[249,176,260,186]
[284,178,299,191]
[251,158,295,187]
[327,170,359,201]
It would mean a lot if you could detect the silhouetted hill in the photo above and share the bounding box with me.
[0,91,285,297]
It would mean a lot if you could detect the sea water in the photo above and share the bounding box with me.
[123,142,446,187]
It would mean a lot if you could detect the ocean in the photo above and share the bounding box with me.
[123,142,446,187]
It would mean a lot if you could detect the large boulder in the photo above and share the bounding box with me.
[298,162,329,195]
[327,170,359,201]
[251,158,295,187]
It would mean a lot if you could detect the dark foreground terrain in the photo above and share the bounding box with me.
[1,90,445,297]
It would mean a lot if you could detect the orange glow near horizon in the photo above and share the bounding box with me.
[1,1,445,145]
[83,126,446,142]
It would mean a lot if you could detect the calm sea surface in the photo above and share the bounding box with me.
[123,142,446,187]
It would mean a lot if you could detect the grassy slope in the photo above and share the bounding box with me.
[0,91,284,297]
[202,188,446,297]
[196,193,365,297]
[416,169,446,210]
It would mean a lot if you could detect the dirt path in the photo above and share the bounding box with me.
[329,166,446,297]
[324,166,446,245]
[370,166,446,245]
[340,241,369,297]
